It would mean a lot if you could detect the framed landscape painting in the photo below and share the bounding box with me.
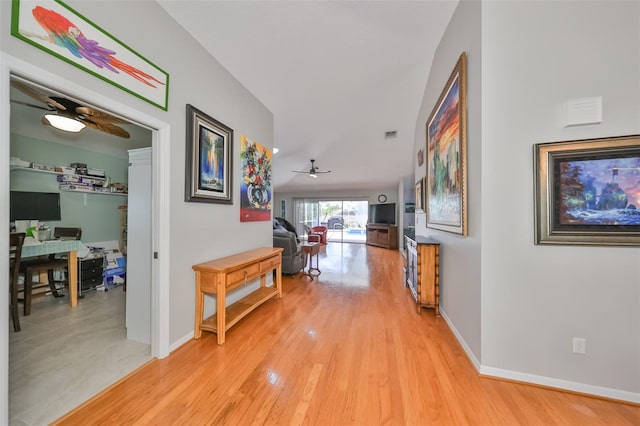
[185,104,233,204]
[534,135,640,246]
[426,52,467,235]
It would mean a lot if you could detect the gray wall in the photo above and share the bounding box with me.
[481,0,639,395]
[1,1,274,345]
[414,0,640,398]
[414,0,482,362]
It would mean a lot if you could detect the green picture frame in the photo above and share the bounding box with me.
[11,0,169,110]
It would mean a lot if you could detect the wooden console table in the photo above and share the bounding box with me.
[192,247,283,345]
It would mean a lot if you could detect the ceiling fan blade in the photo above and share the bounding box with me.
[11,80,67,111]
[82,120,131,138]
[76,106,129,124]
[10,99,54,111]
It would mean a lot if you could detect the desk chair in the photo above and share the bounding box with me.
[20,227,82,316]
[9,233,26,332]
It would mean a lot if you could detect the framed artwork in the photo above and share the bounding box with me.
[240,135,272,222]
[534,135,640,246]
[11,0,169,110]
[415,178,424,212]
[185,104,233,204]
[426,52,467,235]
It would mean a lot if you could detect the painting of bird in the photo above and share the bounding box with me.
[26,5,165,89]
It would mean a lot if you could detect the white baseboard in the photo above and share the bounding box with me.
[479,365,640,404]
[169,332,194,354]
[440,308,481,371]
[440,307,640,404]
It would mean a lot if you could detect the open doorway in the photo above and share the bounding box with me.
[2,55,171,424]
[293,199,368,244]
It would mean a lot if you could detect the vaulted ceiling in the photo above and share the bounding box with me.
[158,1,458,192]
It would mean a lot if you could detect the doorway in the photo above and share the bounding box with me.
[1,53,171,422]
[293,198,368,244]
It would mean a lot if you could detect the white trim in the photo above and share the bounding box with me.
[170,332,195,354]
[440,307,481,371]
[1,52,171,422]
[479,365,640,404]
[441,307,640,404]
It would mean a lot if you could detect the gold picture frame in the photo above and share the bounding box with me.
[426,52,467,235]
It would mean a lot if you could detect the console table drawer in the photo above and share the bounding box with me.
[226,263,260,287]
[260,256,280,272]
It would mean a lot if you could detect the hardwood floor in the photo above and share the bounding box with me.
[54,243,639,425]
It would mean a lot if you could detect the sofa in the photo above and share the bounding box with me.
[273,227,305,275]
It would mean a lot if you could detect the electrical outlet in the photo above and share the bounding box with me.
[572,337,586,354]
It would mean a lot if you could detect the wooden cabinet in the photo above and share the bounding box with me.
[366,224,398,249]
[405,236,440,316]
[192,247,284,345]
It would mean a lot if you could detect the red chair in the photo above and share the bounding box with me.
[302,224,321,243]
[311,226,328,244]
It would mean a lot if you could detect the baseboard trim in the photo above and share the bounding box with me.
[440,307,481,371]
[440,307,640,405]
[479,365,640,405]
[169,331,194,353]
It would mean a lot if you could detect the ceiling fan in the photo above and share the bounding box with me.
[292,159,332,179]
[10,80,131,138]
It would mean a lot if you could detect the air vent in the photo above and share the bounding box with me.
[384,130,397,139]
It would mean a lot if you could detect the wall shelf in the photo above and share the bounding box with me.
[10,165,127,196]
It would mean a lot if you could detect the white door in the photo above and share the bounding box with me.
[126,147,152,344]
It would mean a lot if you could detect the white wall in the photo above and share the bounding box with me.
[1,1,274,346]
[481,0,639,398]
[414,0,482,362]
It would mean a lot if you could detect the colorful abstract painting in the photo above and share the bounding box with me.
[240,135,272,222]
[11,0,169,110]
[426,52,467,235]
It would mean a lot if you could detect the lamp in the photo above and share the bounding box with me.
[309,170,317,179]
[43,113,86,133]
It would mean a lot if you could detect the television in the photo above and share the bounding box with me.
[10,191,61,222]
[368,203,396,225]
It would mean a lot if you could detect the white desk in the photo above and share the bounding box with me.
[21,240,87,308]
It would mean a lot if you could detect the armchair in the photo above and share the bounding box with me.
[311,226,328,244]
[302,224,321,243]
[273,228,304,275]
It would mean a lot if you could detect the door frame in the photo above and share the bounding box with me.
[0,53,171,421]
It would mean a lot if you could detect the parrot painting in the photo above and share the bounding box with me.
[27,5,165,89]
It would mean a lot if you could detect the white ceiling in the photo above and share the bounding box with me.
[158,0,458,193]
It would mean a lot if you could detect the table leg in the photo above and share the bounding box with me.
[276,264,282,298]
[217,279,226,345]
[68,250,78,308]
[194,272,203,339]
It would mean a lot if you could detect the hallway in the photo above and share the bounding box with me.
[54,243,638,425]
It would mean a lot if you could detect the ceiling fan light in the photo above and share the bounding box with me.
[44,113,86,133]
[309,171,317,178]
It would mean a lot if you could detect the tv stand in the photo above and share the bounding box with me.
[366,224,398,249]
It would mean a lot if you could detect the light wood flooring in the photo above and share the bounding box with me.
[55,243,638,425]
[10,286,151,425]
